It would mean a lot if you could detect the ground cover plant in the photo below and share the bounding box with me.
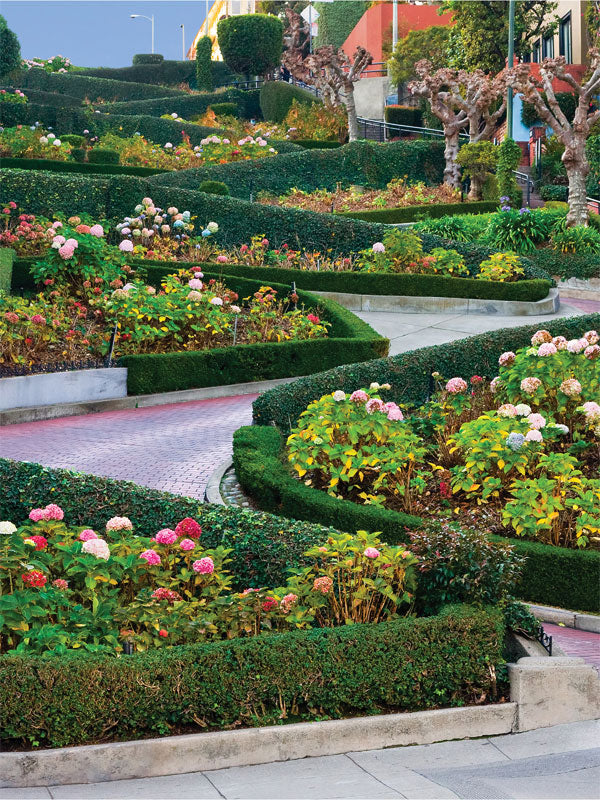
[286,327,600,551]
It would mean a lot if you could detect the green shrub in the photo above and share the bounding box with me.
[540,185,568,202]
[341,201,498,224]
[0,158,167,177]
[195,36,213,92]
[0,15,21,78]
[496,137,523,210]
[11,88,81,107]
[313,0,367,48]
[70,148,86,163]
[60,134,85,147]
[285,139,343,150]
[209,101,237,117]
[384,105,423,128]
[260,81,318,123]
[0,605,502,748]
[150,139,446,199]
[132,53,164,65]
[18,68,185,101]
[217,13,284,78]
[80,60,197,88]
[87,148,120,164]
[198,180,230,196]
[523,247,600,281]
[104,87,262,121]
[0,247,13,293]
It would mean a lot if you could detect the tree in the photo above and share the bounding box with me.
[408,61,507,188]
[282,9,372,142]
[586,1,600,48]
[456,141,498,200]
[388,26,450,87]
[440,1,558,72]
[217,13,284,79]
[195,36,213,92]
[0,15,21,78]
[508,50,600,226]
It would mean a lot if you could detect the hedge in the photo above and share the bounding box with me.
[384,105,423,128]
[243,312,600,613]
[0,246,13,293]
[0,605,502,748]
[259,80,318,123]
[103,88,262,121]
[0,86,81,107]
[341,201,499,224]
[149,139,446,199]
[285,139,344,150]
[16,68,185,101]
[79,60,239,90]
[132,54,164,65]
[0,157,169,178]
[540,185,568,202]
[526,247,600,281]
[118,279,388,394]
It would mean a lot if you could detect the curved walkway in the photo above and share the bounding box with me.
[545,623,600,672]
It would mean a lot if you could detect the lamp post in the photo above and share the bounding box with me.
[392,0,398,53]
[180,24,185,60]
[506,0,515,139]
[130,14,155,54]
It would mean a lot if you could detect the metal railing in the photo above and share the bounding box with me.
[513,170,536,206]
[357,116,469,143]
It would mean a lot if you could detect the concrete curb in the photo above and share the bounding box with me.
[204,459,231,505]
[0,704,517,789]
[0,375,301,427]
[312,288,559,316]
[529,603,600,634]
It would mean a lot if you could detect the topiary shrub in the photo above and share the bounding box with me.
[497,137,523,208]
[60,134,85,147]
[384,105,423,128]
[457,141,498,201]
[195,35,213,92]
[87,148,120,164]
[70,148,87,163]
[259,80,318,123]
[217,14,283,79]
[209,101,237,117]
[132,53,164,65]
[198,180,230,196]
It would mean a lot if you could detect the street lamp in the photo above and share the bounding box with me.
[130,14,155,54]
[180,24,185,60]
[506,0,515,139]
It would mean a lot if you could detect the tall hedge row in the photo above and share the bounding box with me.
[79,60,239,89]
[16,68,185,101]
[102,87,262,120]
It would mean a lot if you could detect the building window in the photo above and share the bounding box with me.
[559,13,572,63]
[542,34,554,59]
[532,38,541,63]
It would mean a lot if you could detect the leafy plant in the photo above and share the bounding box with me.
[477,252,524,282]
[486,207,551,253]
[551,225,600,254]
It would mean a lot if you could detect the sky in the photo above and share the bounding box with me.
[2,1,212,67]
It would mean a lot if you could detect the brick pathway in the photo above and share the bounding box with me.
[543,623,600,672]
[0,395,257,500]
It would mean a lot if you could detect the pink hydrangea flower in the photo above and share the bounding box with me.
[154,528,177,545]
[499,352,516,366]
[372,242,385,253]
[386,405,404,421]
[188,278,203,290]
[526,413,546,429]
[58,244,75,259]
[567,338,585,353]
[531,330,552,346]
[175,518,202,539]
[106,516,133,532]
[192,557,214,574]
[89,224,104,237]
[44,504,64,521]
[82,538,110,560]
[313,576,333,594]
[365,398,384,414]
[78,529,98,541]
[445,377,467,394]
[582,401,600,421]
[520,377,542,394]
[490,376,502,394]
[350,390,368,403]
[584,330,599,345]
[364,547,380,558]
[552,336,568,350]
[119,240,134,253]
[584,345,600,360]
[179,538,196,551]
[140,549,161,566]
[537,342,557,357]
[498,404,517,418]
[525,429,543,443]
[560,378,582,396]
[52,578,69,590]
[280,592,298,610]
[216,255,228,263]
[28,508,47,522]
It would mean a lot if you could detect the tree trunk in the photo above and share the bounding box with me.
[467,172,485,200]
[444,129,461,189]
[563,139,590,227]
[344,86,359,142]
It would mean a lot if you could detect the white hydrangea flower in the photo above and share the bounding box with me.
[0,521,17,535]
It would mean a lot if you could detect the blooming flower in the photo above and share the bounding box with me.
[520,377,542,394]
[560,378,582,396]
[332,390,346,402]
[525,429,543,443]
[119,240,134,252]
[499,352,516,366]
[537,342,557,357]
[155,528,177,545]
[280,592,298,610]
[531,330,552,346]
[230,305,241,314]
[552,336,568,350]
[79,529,98,541]
[210,297,223,306]
[175,518,202,539]
[506,432,525,451]
[364,547,380,559]
[584,330,599,345]
[490,377,502,394]
[188,278,203,290]
[58,244,75,259]
[22,570,47,588]
[43,504,63,520]
[313,576,333,594]
[53,578,69,590]
[28,508,47,522]
[567,338,586,353]
[106,517,133,532]
[514,403,531,416]
[152,587,182,603]
[445,377,467,394]
[498,404,517,418]
[29,535,48,551]
[192,557,214,574]
[139,548,161,566]
[262,598,278,612]
[159,629,168,637]
[526,413,546,429]
[307,314,320,324]
[216,255,228,263]
[372,242,385,253]
[187,290,202,301]
[365,398,384,414]
[387,406,404,421]
[82,538,110,560]
[582,401,600,421]
[584,345,600,361]
[0,521,17,535]
[350,390,368,403]
[179,538,195,551]
[207,222,219,233]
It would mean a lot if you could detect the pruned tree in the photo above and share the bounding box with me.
[508,50,600,227]
[409,60,507,189]
[282,9,372,141]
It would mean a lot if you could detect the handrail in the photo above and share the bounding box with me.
[357,116,469,143]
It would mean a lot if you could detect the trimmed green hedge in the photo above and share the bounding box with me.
[341,201,499,224]
[385,105,423,128]
[0,246,13,293]
[0,157,168,177]
[526,247,600,281]
[149,139,446,199]
[119,278,387,394]
[244,312,600,612]
[0,605,502,748]
[285,139,344,150]
[259,80,318,123]
[17,68,185,101]
[79,60,239,90]
[103,88,262,121]
[1,86,81,107]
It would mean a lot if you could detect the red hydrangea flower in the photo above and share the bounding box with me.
[29,535,48,550]
[174,517,202,539]
[22,570,47,588]
[262,598,278,612]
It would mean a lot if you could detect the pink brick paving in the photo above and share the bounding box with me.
[0,394,258,500]
[543,623,600,672]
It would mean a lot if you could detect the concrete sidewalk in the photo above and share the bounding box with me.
[4,720,599,800]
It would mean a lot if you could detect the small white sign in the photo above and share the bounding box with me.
[301,4,320,22]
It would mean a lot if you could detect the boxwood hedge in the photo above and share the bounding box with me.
[103,88,262,120]
[341,201,498,224]
[79,60,239,90]
[1,605,502,748]
[0,157,168,178]
[149,139,446,198]
[17,68,185,101]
